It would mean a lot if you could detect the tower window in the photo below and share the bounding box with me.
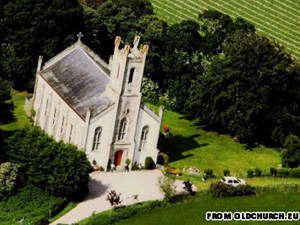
[139,126,149,151]
[128,68,135,83]
[118,118,127,140]
[92,127,102,151]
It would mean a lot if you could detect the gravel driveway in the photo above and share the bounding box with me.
[51,169,168,225]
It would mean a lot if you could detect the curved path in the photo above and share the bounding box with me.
[50,169,188,225]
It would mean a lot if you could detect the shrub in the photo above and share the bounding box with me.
[6,127,91,200]
[106,190,122,208]
[210,181,255,198]
[159,176,176,202]
[223,169,230,176]
[277,168,290,177]
[204,169,214,179]
[289,168,300,178]
[0,162,22,199]
[144,157,156,170]
[183,180,195,195]
[254,168,262,177]
[281,134,300,168]
[276,168,300,178]
[157,152,169,166]
[270,167,277,176]
[247,169,254,178]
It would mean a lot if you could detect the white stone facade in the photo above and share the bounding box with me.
[32,36,163,170]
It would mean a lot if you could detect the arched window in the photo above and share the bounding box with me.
[92,127,102,151]
[139,126,149,151]
[128,68,135,83]
[118,118,127,140]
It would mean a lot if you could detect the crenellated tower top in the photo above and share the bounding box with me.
[109,36,149,95]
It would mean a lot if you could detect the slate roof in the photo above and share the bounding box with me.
[40,44,112,120]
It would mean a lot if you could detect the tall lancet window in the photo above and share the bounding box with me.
[118,118,127,140]
[128,68,135,83]
[139,126,149,151]
[92,127,102,151]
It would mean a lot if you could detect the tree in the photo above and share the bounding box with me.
[282,134,300,168]
[6,127,91,200]
[198,10,255,58]
[137,15,167,82]
[161,20,203,112]
[0,77,13,124]
[186,31,300,146]
[82,0,153,61]
[0,0,84,90]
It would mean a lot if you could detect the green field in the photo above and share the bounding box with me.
[150,0,300,59]
[0,90,31,131]
[160,109,280,174]
[81,192,300,225]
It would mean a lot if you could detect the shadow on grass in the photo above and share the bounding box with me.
[158,133,208,162]
[0,102,16,124]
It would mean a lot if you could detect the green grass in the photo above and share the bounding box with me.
[82,191,300,225]
[0,90,31,131]
[145,105,300,190]
[151,0,300,59]
[48,202,78,223]
[160,109,281,177]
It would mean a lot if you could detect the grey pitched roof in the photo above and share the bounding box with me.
[40,44,112,119]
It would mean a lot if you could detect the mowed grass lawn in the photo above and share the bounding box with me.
[110,192,300,225]
[0,90,31,131]
[157,108,300,189]
[160,108,281,176]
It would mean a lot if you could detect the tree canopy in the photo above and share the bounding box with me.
[0,0,83,90]
[186,31,300,147]
[6,127,91,200]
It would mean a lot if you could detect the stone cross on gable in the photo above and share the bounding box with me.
[77,32,84,42]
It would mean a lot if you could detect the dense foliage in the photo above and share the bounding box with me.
[0,77,13,124]
[1,0,299,153]
[0,0,84,90]
[6,126,91,200]
[144,156,156,170]
[187,31,300,147]
[0,184,66,225]
[0,162,22,199]
[281,134,300,168]
[210,181,255,198]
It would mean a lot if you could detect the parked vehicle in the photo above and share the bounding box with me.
[221,176,246,187]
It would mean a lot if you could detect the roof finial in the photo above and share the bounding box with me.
[77,32,84,42]
[133,35,140,50]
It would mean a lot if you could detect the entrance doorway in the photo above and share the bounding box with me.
[114,150,123,166]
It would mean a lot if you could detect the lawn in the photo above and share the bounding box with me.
[81,191,300,225]
[0,90,31,131]
[159,108,281,178]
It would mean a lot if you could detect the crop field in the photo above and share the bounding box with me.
[150,0,300,59]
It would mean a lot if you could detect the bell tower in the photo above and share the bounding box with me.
[108,36,149,167]
[109,36,149,95]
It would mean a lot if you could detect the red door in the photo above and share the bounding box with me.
[114,151,123,166]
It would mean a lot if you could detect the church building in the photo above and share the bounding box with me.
[31,34,164,170]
